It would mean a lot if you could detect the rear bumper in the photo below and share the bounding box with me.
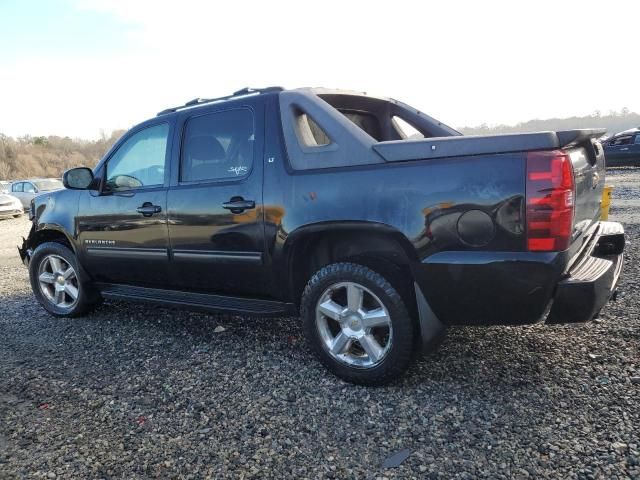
[546,221,624,323]
[411,221,624,327]
[412,250,566,326]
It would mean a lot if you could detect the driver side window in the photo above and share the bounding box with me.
[106,123,169,191]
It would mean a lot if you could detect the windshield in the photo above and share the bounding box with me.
[33,179,63,191]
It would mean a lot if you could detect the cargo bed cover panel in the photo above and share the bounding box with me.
[374,129,607,162]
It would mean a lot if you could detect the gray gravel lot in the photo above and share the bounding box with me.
[1,171,639,479]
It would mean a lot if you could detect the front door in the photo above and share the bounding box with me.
[77,122,172,287]
[605,134,635,166]
[167,103,266,296]
[10,182,26,209]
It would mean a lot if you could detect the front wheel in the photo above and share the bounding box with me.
[29,242,101,317]
[300,262,416,386]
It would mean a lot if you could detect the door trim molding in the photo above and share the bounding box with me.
[86,246,168,259]
[172,249,262,264]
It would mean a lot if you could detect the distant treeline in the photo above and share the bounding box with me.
[459,108,640,136]
[0,130,125,181]
[2,108,638,180]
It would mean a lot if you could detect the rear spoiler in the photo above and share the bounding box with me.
[373,128,607,162]
[556,129,607,149]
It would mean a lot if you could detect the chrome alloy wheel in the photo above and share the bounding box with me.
[315,281,393,368]
[37,254,79,309]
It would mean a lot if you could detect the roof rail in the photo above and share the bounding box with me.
[157,86,284,116]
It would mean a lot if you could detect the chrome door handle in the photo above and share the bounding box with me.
[222,197,255,214]
[137,203,162,217]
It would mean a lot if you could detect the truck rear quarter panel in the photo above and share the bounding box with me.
[268,152,527,260]
[264,144,555,325]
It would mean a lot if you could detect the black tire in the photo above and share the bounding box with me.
[300,262,416,386]
[29,241,102,318]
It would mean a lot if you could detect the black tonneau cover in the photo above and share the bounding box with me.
[373,129,607,162]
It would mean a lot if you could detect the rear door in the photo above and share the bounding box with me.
[167,101,266,296]
[77,121,173,287]
[22,181,37,208]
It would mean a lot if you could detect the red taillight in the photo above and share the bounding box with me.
[526,150,575,251]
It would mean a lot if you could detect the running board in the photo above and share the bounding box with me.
[96,284,296,317]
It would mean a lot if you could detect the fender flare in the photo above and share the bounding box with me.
[32,223,77,253]
[280,221,419,297]
[282,220,419,264]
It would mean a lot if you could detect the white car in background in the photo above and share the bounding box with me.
[0,192,23,219]
[10,178,64,210]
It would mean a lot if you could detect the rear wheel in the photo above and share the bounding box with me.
[29,242,101,317]
[301,262,415,386]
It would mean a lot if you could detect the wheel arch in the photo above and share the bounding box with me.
[282,221,419,307]
[21,224,78,268]
[29,225,76,253]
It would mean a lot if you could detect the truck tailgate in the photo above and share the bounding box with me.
[566,139,606,245]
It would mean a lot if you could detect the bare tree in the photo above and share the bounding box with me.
[0,160,11,180]
[0,129,128,179]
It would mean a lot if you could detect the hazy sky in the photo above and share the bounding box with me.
[1,0,639,139]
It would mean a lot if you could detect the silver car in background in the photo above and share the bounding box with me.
[0,192,23,219]
[9,178,64,210]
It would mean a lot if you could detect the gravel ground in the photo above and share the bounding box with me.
[0,172,639,479]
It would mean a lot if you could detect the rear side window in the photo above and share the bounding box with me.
[23,183,36,193]
[392,116,425,140]
[340,110,382,141]
[12,183,23,192]
[295,112,330,147]
[181,109,254,182]
[634,135,640,145]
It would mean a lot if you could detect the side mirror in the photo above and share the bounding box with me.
[63,167,94,190]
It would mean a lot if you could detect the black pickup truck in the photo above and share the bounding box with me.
[19,87,624,385]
